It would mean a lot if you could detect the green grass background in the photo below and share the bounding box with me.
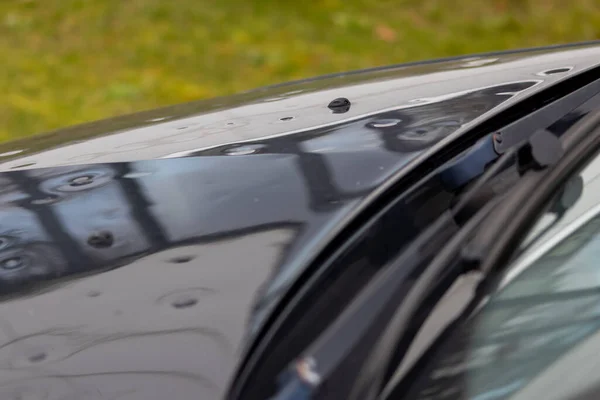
[2,0,600,142]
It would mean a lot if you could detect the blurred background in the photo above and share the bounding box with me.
[2,0,600,142]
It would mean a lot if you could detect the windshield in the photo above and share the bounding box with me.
[392,132,600,400]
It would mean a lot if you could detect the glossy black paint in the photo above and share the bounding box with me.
[0,43,600,400]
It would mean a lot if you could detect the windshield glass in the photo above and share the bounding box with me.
[392,138,600,400]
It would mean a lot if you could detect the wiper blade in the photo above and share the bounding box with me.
[383,108,600,400]
[352,130,574,400]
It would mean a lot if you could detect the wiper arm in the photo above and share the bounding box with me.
[353,128,572,400]
[383,108,600,400]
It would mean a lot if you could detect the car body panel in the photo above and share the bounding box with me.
[0,43,600,400]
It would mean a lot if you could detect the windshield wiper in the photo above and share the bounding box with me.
[349,123,592,400]
[381,108,600,400]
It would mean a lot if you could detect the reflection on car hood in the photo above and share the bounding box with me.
[1,42,600,170]
[0,43,599,400]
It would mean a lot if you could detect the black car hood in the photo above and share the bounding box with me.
[0,43,599,400]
